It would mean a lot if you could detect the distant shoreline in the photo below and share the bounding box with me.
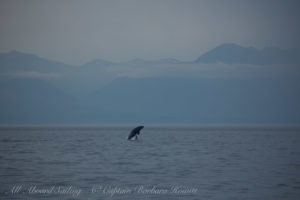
[0,124,299,130]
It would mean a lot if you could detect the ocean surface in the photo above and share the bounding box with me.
[0,126,300,200]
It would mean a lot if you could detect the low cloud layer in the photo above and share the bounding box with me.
[3,71,62,79]
[104,63,299,79]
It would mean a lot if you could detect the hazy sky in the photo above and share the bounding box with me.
[0,0,299,65]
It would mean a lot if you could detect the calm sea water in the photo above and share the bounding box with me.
[0,126,300,200]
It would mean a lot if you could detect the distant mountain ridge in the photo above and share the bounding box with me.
[0,50,72,74]
[1,44,300,124]
[1,43,299,69]
[195,43,300,65]
[81,59,115,68]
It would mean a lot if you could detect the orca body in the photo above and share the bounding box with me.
[128,126,144,140]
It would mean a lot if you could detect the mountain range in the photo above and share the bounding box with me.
[0,43,299,124]
[196,43,300,65]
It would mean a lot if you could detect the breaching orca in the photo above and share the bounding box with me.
[128,126,144,140]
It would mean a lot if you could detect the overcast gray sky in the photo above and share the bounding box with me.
[0,0,299,65]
